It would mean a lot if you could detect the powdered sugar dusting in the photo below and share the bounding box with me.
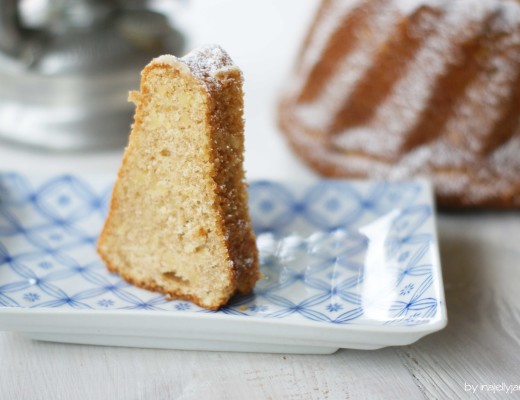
[395,0,448,14]
[289,0,364,96]
[182,44,239,88]
[152,44,239,91]
[396,0,520,25]
[497,1,520,29]
[295,1,399,130]
[280,0,520,206]
[333,0,505,158]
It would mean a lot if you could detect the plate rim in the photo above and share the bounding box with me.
[0,173,448,349]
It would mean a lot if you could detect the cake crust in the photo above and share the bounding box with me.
[98,45,259,309]
[278,0,520,208]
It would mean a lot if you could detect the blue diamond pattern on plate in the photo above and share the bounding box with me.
[0,173,442,326]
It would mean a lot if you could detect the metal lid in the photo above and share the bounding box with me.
[0,0,184,150]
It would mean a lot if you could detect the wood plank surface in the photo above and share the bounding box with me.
[2,214,519,400]
[1,1,519,398]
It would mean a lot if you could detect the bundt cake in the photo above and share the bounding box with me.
[98,45,259,310]
[279,0,520,208]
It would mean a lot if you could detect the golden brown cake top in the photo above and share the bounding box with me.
[151,44,242,92]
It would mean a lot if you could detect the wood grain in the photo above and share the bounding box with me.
[394,215,520,400]
[0,0,519,398]
[2,214,519,400]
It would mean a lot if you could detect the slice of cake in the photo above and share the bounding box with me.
[97,45,259,310]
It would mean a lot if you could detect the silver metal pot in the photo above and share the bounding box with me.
[0,0,184,150]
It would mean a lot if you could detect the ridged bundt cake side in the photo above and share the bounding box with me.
[279,0,520,207]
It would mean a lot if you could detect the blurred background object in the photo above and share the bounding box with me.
[0,0,184,150]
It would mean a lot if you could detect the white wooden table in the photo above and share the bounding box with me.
[1,1,519,398]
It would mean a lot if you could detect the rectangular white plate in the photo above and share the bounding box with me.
[0,172,446,354]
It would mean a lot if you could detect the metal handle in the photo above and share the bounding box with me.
[47,0,119,31]
[0,0,22,55]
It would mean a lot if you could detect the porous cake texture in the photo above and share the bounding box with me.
[98,45,259,310]
[279,0,520,208]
